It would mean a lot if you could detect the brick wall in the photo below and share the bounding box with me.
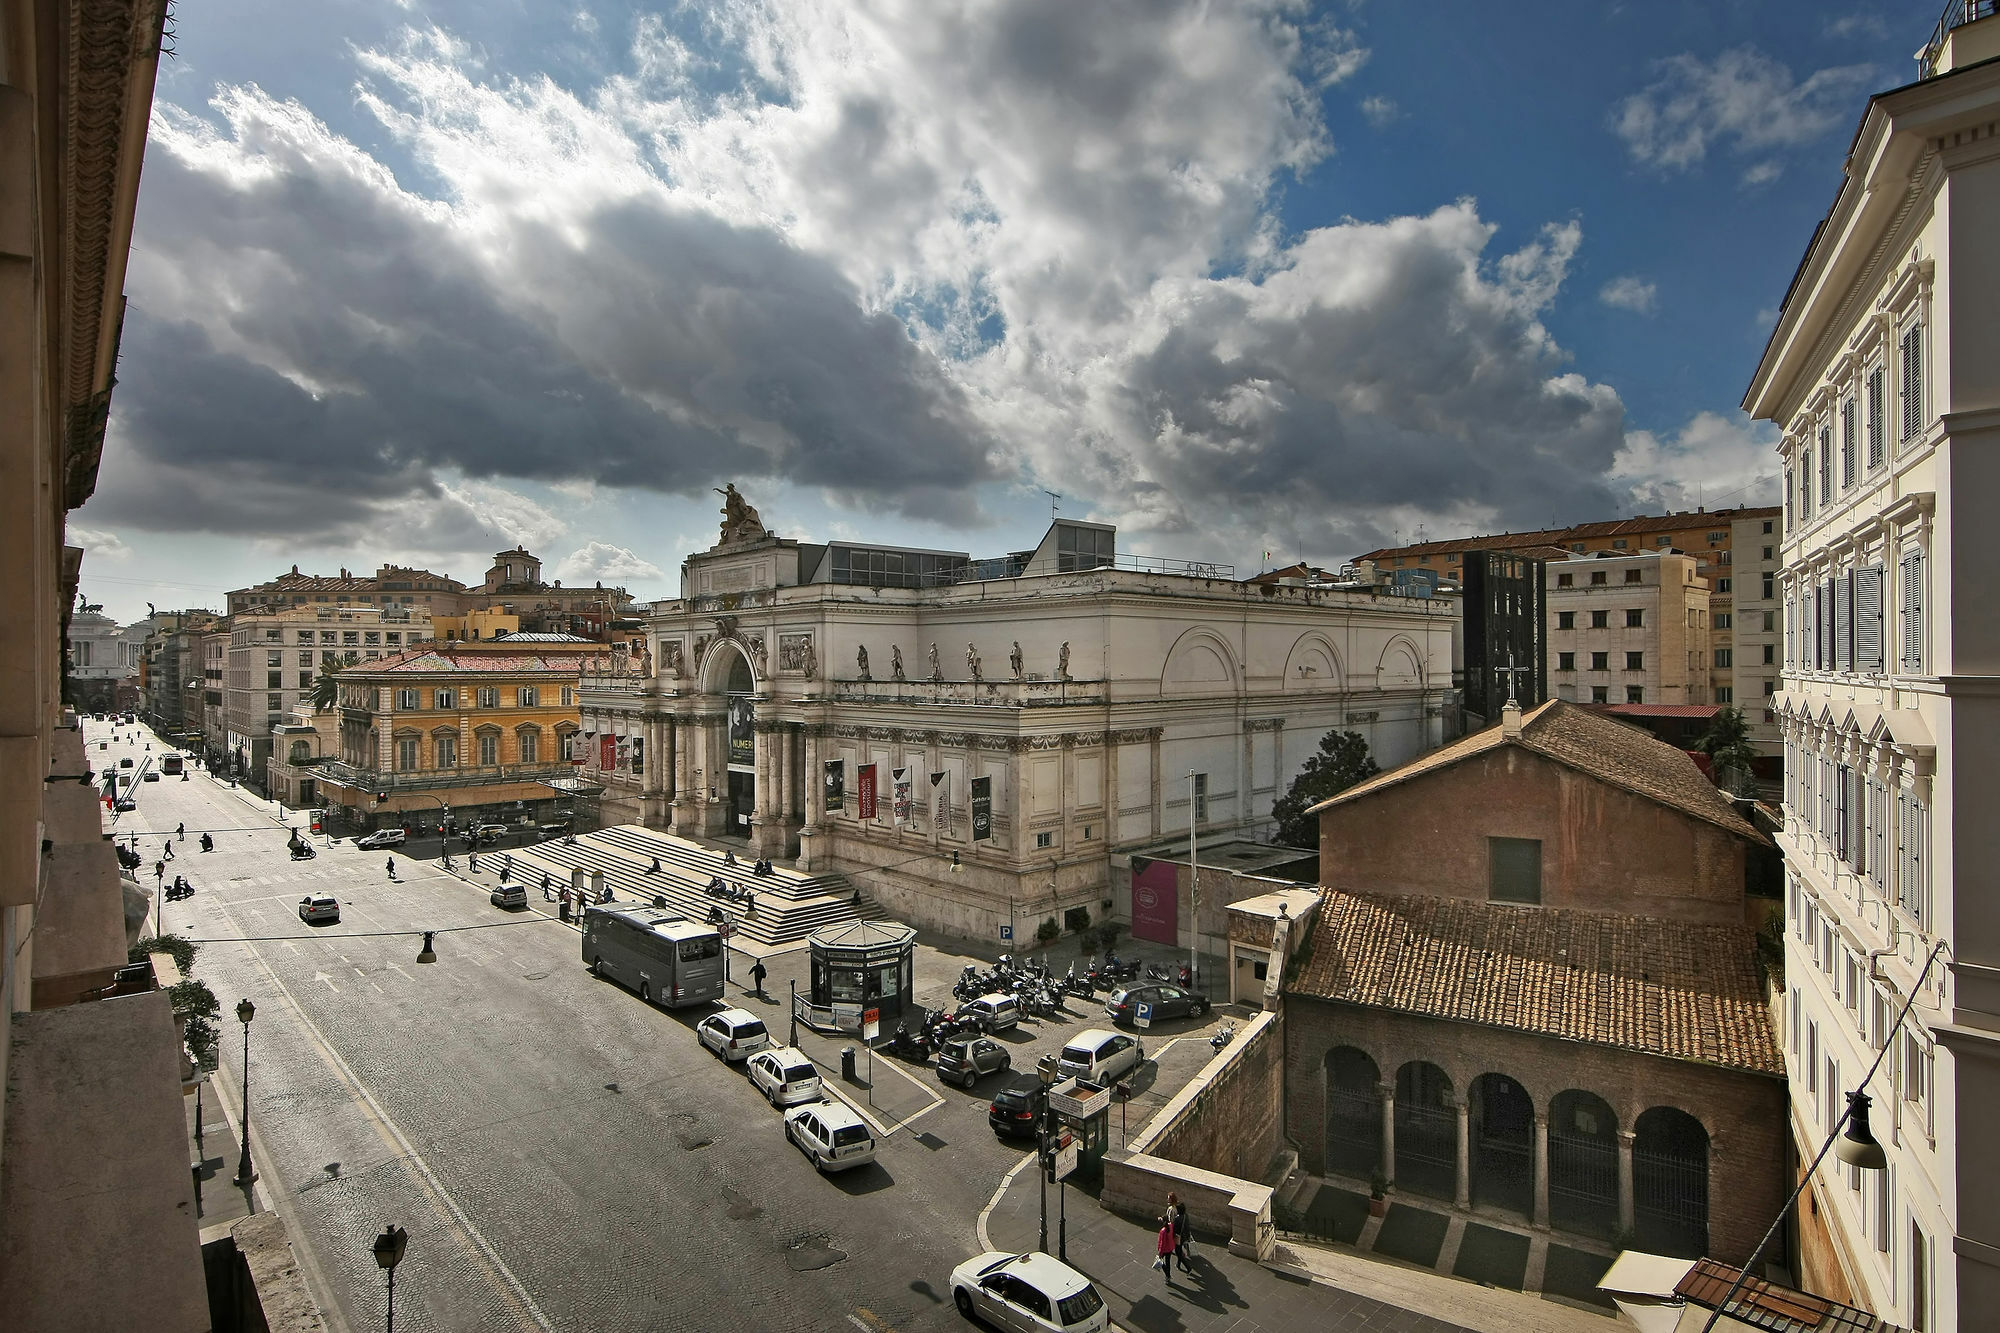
[1151,1007,1286,1183]
[1285,996,1787,1265]
[1317,745,1749,925]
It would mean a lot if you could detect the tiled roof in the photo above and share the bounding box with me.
[1354,505,1778,563]
[354,650,585,675]
[1312,699,1762,841]
[1293,888,1784,1076]
[1600,703,1723,719]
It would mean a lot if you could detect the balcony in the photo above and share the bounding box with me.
[1921,0,1999,77]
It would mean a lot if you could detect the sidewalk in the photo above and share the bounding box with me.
[982,1166,1612,1333]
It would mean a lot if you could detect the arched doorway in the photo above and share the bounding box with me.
[1470,1073,1534,1217]
[1323,1047,1381,1178]
[1394,1061,1456,1200]
[1548,1090,1619,1237]
[722,651,755,836]
[1634,1106,1709,1258]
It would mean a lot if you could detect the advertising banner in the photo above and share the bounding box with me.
[970,775,992,841]
[727,695,754,767]
[1130,857,1180,946]
[824,759,845,810]
[930,770,949,831]
[599,734,617,770]
[630,736,644,774]
[892,767,912,825]
[857,763,878,820]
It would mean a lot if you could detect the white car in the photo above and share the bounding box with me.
[746,1046,823,1107]
[949,1251,1109,1332]
[489,884,528,910]
[356,829,407,850]
[783,1099,876,1173]
[1055,1029,1145,1085]
[696,1008,771,1062]
[297,895,340,924]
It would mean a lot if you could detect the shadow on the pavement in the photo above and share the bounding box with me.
[828,1163,895,1196]
[1122,1292,1189,1332]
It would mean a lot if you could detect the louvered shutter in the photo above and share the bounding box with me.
[1901,324,1924,441]
[1900,551,1924,672]
[1856,566,1884,672]
[1835,765,1850,860]
[1835,573,1853,672]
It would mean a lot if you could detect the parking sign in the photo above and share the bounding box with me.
[1135,1002,1152,1029]
[999,924,1013,941]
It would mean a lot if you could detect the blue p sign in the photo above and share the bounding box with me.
[1000,925,1014,940]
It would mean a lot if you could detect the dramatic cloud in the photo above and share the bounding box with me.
[1611,47,1873,172]
[554,541,666,585]
[1599,276,1658,314]
[1613,410,1780,514]
[66,524,133,561]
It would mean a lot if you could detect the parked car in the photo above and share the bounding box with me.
[697,1008,771,1062]
[1104,983,1210,1027]
[936,1034,1012,1089]
[113,797,137,812]
[356,829,407,850]
[784,1100,877,1173]
[297,895,340,924]
[141,771,159,782]
[961,993,1021,1034]
[949,1251,1109,1332]
[746,1046,824,1107]
[118,757,133,768]
[988,1072,1045,1139]
[1055,1028,1145,1084]
[489,884,528,910]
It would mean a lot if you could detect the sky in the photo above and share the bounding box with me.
[69,0,1944,623]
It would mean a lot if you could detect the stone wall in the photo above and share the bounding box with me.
[1150,1005,1286,1183]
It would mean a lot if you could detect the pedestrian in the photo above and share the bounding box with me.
[1155,1215,1176,1287]
[162,841,174,861]
[750,958,767,997]
[386,856,396,881]
[541,874,554,902]
[176,823,186,840]
[559,887,572,923]
[1170,1191,1192,1271]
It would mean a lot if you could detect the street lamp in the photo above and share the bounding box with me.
[372,1224,408,1333]
[233,998,256,1186]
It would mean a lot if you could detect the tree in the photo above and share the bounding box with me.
[1271,729,1381,849]
[309,652,359,711]
[1697,704,1760,796]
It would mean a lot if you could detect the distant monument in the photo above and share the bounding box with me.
[713,484,769,546]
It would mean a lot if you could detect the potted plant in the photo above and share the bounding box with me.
[1368,1171,1390,1218]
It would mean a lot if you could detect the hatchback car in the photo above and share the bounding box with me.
[489,884,528,910]
[784,1100,877,1173]
[1104,983,1210,1027]
[141,770,160,782]
[746,1046,824,1108]
[356,829,407,850]
[1056,1029,1145,1084]
[297,895,340,925]
[936,1034,1012,1089]
[950,1251,1109,1332]
[118,757,133,768]
[697,1008,771,1062]
[988,1072,1045,1139]
[961,993,1021,1034]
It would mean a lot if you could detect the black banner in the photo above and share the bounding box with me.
[824,758,845,811]
[727,695,754,766]
[971,775,992,842]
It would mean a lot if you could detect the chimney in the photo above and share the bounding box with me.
[1501,698,1523,739]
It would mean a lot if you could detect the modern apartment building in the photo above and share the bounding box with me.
[1742,8,2000,1327]
[1546,551,1711,707]
[1358,504,1782,753]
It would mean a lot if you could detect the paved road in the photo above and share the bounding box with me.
[97,721,1231,1333]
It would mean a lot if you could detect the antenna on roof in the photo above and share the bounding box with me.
[1042,489,1061,520]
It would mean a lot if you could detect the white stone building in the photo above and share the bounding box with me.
[580,501,1455,939]
[1744,10,2000,1326]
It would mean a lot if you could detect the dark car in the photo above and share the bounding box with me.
[987,1072,1045,1139]
[1104,983,1210,1028]
[936,1034,1012,1089]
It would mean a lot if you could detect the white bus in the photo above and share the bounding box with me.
[581,905,726,1008]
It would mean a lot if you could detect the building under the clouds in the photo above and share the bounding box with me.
[578,491,1456,939]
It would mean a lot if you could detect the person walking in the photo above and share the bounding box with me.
[1170,1192,1192,1272]
[1155,1216,1176,1287]
[386,856,397,881]
[559,886,572,924]
[750,958,768,997]
[162,840,174,862]
[176,823,186,840]
[541,874,554,902]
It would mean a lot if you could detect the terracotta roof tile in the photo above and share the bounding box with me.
[1294,888,1784,1076]
[1354,505,1778,563]
[355,650,585,674]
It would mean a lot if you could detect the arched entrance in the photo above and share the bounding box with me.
[1548,1090,1619,1238]
[1634,1106,1709,1258]
[1393,1061,1456,1200]
[722,652,755,836]
[1470,1073,1534,1217]
[1323,1047,1381,1178]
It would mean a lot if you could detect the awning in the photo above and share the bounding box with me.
[541,776,605,796]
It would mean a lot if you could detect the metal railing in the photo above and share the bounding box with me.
[314,759,580,793]
[1922,0,1997,78]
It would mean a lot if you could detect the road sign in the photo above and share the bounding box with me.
[862,1007,880,1042]
[999,925,1014,941]
[1054,1134,1079,1181]
[717,919,733,939]
[1135,1002,1153,1030]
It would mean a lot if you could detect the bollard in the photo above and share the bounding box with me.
[840,1046,857,1082]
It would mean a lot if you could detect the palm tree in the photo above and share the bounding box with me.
[1697,704,1761,796]
[309,653,359,711]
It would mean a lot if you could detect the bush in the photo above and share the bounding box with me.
[132,932,198,977]
[1098,920,1124,951]
[1077,928,1100,954]
[1035,917,1061,944]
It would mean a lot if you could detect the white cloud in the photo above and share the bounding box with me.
[1599,275,1658,314]
[1613,410,1781,514]
[1359,95,1399,128]
[553,542,666,585]
[65,524,133,560]
[1611,47,1874,172]
[1740,160,1783,187]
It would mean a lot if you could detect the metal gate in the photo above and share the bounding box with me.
[1548,1128,1618,1236]
[1395,1101,1457,1200]
[1326,1084,1380,1177]
[1634,1147,1709,1257]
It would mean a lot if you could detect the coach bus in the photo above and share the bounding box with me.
[159,753,184,776]
[580,905,726,1008]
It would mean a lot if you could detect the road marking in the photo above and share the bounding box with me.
[313,973,340,993]
[977,1151,1041,1252]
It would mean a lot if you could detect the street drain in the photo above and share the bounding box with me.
[786,1236,845,1271]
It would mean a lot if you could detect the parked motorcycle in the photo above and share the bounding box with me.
[1210,1021,1236,1053]
[886,1023,931,1061]
[1145,961,1174,982]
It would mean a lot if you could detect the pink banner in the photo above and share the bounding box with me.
[1130,859,1179,946]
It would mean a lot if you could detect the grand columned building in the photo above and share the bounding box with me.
[1745,9,2000,1328]
[580,492,1455,938]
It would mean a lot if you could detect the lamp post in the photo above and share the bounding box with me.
[1037,1062,1055,1254]
[232,998,256,1186]
[1187,771,1200,984]
[372,1224,408,1333]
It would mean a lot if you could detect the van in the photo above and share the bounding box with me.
[962,993,1020,1034]
[1055,1029,1144,1084]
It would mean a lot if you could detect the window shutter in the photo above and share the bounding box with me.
[1900,551,1924,672]
[1835,573,1853,672]
[1866,366,1885,467]
[1856,565,1884,672]
[1841,400,1856,488]
[1821,579,1836,670]
[1901,324,1923,441]
[1835,765,1850,860]
[1819,427,1832,503]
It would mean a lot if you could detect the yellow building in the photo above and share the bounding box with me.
[317,637,617,831]
[431,607,521,642]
